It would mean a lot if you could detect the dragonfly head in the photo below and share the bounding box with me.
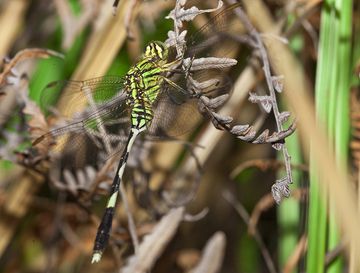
[144,41,168,61]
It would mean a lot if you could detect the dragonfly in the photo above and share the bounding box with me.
[33,3,241,264]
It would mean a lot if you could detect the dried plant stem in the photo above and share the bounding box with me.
[227,0,293,202]
[119,183,139,254]
[223,190,277,273]
[0,170,43,258]
[54,0,98,49]
[0,1,29,56]
[282,235,307,273]
[0,48,63,87]
[57,0,138,115]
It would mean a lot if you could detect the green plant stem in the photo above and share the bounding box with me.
[307,0,335,272]
[308,0,353,272]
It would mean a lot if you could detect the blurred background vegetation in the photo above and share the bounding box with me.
[0,0,359,272]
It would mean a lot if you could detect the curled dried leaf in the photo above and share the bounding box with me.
[211,112,233,124]
[188,77,221,91]
[0,48,63,88]
[271,143,284,150]
[200,94,229,109]
[278,111,291,124]
[184,57,237,71]
[248,93,273,113]
[165,30,187,47]
[51,165,97,196]
[166,0,223,28]
[237,127,256,141]
[252,129,270,144]
[265,122,296,143]
[271,177,291,204]
[272,75,284,93]
[230,124,250,135]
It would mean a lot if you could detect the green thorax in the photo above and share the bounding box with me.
[125,41,169,107]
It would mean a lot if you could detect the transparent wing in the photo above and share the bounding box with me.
[149,90,199,138]
[185,3,242,58]
[34,75,130,155]
[40,75,126,118]
[149,69,233,138]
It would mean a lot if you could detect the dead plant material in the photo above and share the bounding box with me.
[120,207,184,273]
[222,190,277,273]
[54,0,99,49]
[325,241,346,266]
[188,232,226,273]
[160,0,295,206]
[230,158,308,179]
[0,1,30,56]
[350,88,360,168]
[0,169,44,259]
[282,235,307,273]
[248,188,308,236]
[123,0,138,39]
[0,48,63,88]
[176,249,200,271]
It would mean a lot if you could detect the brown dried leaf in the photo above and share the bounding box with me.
[237,127,256,141]
[166,1,223,28]
[279,111,291,124]
[23,101,48,136]
[211,112,233,124]
[271,176,291,204]
[121,207,184,273]
[252,129,270,144]
[0,48,63,88]
[248,92,273,113]
[184,57,237,71]
[272,75,284,93]
[230,124,250,135]
[188,232,226,273]
[201,94,229,109]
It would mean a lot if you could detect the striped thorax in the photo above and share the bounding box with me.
[125,41,169,130]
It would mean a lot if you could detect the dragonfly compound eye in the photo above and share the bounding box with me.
[145,41,168,60]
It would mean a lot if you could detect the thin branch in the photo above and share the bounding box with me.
[0,48,63,88]
[120,183,140,254]
[226,0,294,203]
[222,190,278,273]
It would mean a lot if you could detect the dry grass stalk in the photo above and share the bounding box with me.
[0,1,29,56]
[0,48,63,88]
[223,190,277,273]
[0,170,43,258]
[54,0,99,49]
[120,207,184,273]
[188,232,226,273]
[282,235,307,273]
[57,0,139,115]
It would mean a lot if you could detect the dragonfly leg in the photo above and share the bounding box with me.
[162,76,188,97]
